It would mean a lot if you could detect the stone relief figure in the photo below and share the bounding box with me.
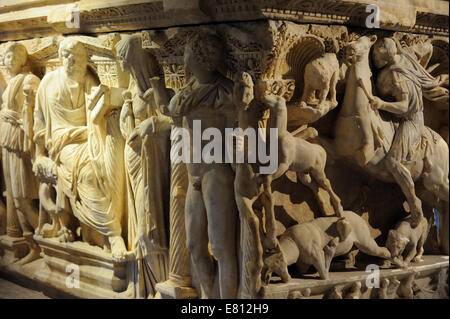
[263,211,391,282]
[300,52,340,109]
[153,32,239,299]
[333,35,449,254]
[33,38,127,260]
[386,215,430,268]
[233,72,345,298]
[115,35,172,298]
[0,43,41,264]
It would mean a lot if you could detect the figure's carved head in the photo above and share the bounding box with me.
[3,42,28,75]
[184,33,223,75]
[233,71,254,110]
[115,35,143,72]
[372,37,399,69]
[59,39,88,80]
[346,35,377,64]
[386,229,410,258]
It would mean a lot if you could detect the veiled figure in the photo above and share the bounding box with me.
[0,42,41,264]
[115,35,171,298]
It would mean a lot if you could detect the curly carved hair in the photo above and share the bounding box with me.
[185,32,223,72]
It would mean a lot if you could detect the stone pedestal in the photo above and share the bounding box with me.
[156,279,198,299]
[33,236,135,299]
[260,255,449,299]
[0,235,29,263]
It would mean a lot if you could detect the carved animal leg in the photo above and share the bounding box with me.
[413,224,428,263]
[185,184,215,298]
[355,238,391,260]
[310,169,344,217]
[37,183,59,238]
[311,247,329,279]
[318,84,330,107]
[324,237,339,271]
[297,172,329,217]
[301,82,315,105]
[329,71,339,106]
[296,260,311,275]
[403,245,417,266]
[235,193,263,299]
[385,158,423,227]
[439,202,449,255]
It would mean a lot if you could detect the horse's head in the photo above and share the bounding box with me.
[346,35,377,65]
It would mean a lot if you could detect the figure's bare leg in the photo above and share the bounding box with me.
[185,181,215,298]
[310,169,344,217]
[14,198,41,265]
[203,169,238,299]
[260,178,278,251]
[235,190,263,298]
[386,157,423,227]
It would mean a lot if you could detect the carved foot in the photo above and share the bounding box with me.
[412,256,424,263]
[16,249,41,265]
[58,227,74,243]
[38,222,59,238]
[110,236,127,262]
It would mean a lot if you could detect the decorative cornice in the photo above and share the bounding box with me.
[0,0,448,42]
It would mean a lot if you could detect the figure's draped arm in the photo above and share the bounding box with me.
[377,72,410,115]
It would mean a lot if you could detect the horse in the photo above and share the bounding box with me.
[332,35,449,254]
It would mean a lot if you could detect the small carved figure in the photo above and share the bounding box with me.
[0,42,41,264]
[301,53,340,108]
[386,215,430,268]
[263,211,391,282]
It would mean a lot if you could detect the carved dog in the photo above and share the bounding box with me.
[386,216,430,268]
[263,210,391,282]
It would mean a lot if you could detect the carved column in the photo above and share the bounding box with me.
[156,123,198,299]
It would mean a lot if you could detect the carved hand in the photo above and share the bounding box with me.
[33,156,57,183]
[369,96,383,111]
[138,116,158,138]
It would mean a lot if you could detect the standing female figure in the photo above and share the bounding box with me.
[115,35,172,298]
